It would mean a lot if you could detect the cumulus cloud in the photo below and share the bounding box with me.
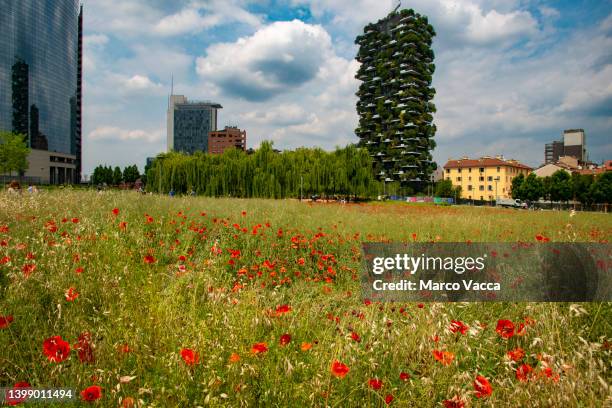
[122,75,164,92]
[196,20,334,101]
[88,126,163,143]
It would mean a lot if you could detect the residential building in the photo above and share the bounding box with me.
[354,8,436,186]
[0,1,82,183]
[443,156,532,201]
[208,126,246,154]
[544,129,587,164]
[167,95,222,154]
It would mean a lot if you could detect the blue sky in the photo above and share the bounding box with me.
[81,0,612,176]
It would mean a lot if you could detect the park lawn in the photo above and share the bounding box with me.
[0,190,610,407]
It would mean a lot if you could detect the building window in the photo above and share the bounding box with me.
[468,176,472,181]
[488,185,493,191]
[480,196,484,200]
[468,168,472,173]
[497,167,500,172]
[467,185,472,191]
[456,177,461,182]
[479,185,484,191]
[487,176,493,181]
[479,167,484,172]
[458,168,462,173]
[446,169,450,173]
[479,176,484,182]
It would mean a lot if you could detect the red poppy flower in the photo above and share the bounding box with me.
[6,382,31,405]
[0,315,14,329]
[118,221,127,230]
[331,360,350,378]
[43,336,71,363]
[75,267,84,274]
[443,395,465,408]
[275,304,291,315]
[297,257,305,265]
[145,215,154,224]
[143,255,155,264]
[65,287,79,302]
[495,319,515,339]
[251,342,268,354]
[473,375,492,398]
[507,347,525,362]
[71,218,79,223]
[0,225,8,233]
[385,394,394,404]
[74,332,95,363]
[0,256,10,265]
[399,372,410,381]
[301,342,312,351]
[229,352,241,363]
[432,349,455,366]
[449,320,469,335]
[368,378,382,390]
[22,264,36,278]
[180,348,200,366]
[112,208,120,216]
[516,363,533,382]
[280,334,291,346]
[350,332,361,342]
[540,367,559,382]
[80,385,102,402]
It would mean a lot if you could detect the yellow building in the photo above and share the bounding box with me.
[443,156,532,201]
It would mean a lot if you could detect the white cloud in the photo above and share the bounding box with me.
[88,126,163,143]
[196,20,334,101]
[123,75,164,92]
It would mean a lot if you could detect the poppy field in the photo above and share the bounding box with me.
[0,190,610,407]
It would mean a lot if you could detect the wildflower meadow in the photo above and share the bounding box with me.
[0,190,610,407]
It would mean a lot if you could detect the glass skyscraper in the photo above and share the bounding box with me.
[0,1,82,182]
[167,95,222,154]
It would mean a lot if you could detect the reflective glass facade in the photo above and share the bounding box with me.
[0,1,81,168]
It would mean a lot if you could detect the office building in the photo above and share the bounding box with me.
[354,8,437,186]
[0,1,82,183]
[208,126,246,154]
[544,129,587,164]
[167,95,222,154]
[443,156,532,201]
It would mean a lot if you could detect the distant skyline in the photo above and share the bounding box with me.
[82,0,612,175]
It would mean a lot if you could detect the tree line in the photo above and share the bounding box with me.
[91,164,141,186]
[145,142,378,198]
[512,170,611,204]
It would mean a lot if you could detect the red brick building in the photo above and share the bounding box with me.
[208,126,247,154]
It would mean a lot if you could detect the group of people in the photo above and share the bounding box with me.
[6,180,39,195]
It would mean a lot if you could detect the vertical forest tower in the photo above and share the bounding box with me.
[355,8,436,187]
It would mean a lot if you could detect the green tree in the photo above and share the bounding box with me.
[571,173,594,204]
[520,173,543,202]
[549,170,572,202]
[0,131,30,176]
[511,173,525,200]
[123,165,140,183]
[112,166,123,186]
[435,179,460,198]
[588,172,612,204]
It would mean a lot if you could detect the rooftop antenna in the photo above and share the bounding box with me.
[392,0,401,13]
[168,74,174,109]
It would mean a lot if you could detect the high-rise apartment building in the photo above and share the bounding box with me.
[354,8,436,187]
[167,95,222,154]
[544,129,587,164]
[0,1,82,183]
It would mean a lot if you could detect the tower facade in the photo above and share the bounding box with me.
[0,0,82,183]
[167,95,222,154]
[355,8,436,186]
